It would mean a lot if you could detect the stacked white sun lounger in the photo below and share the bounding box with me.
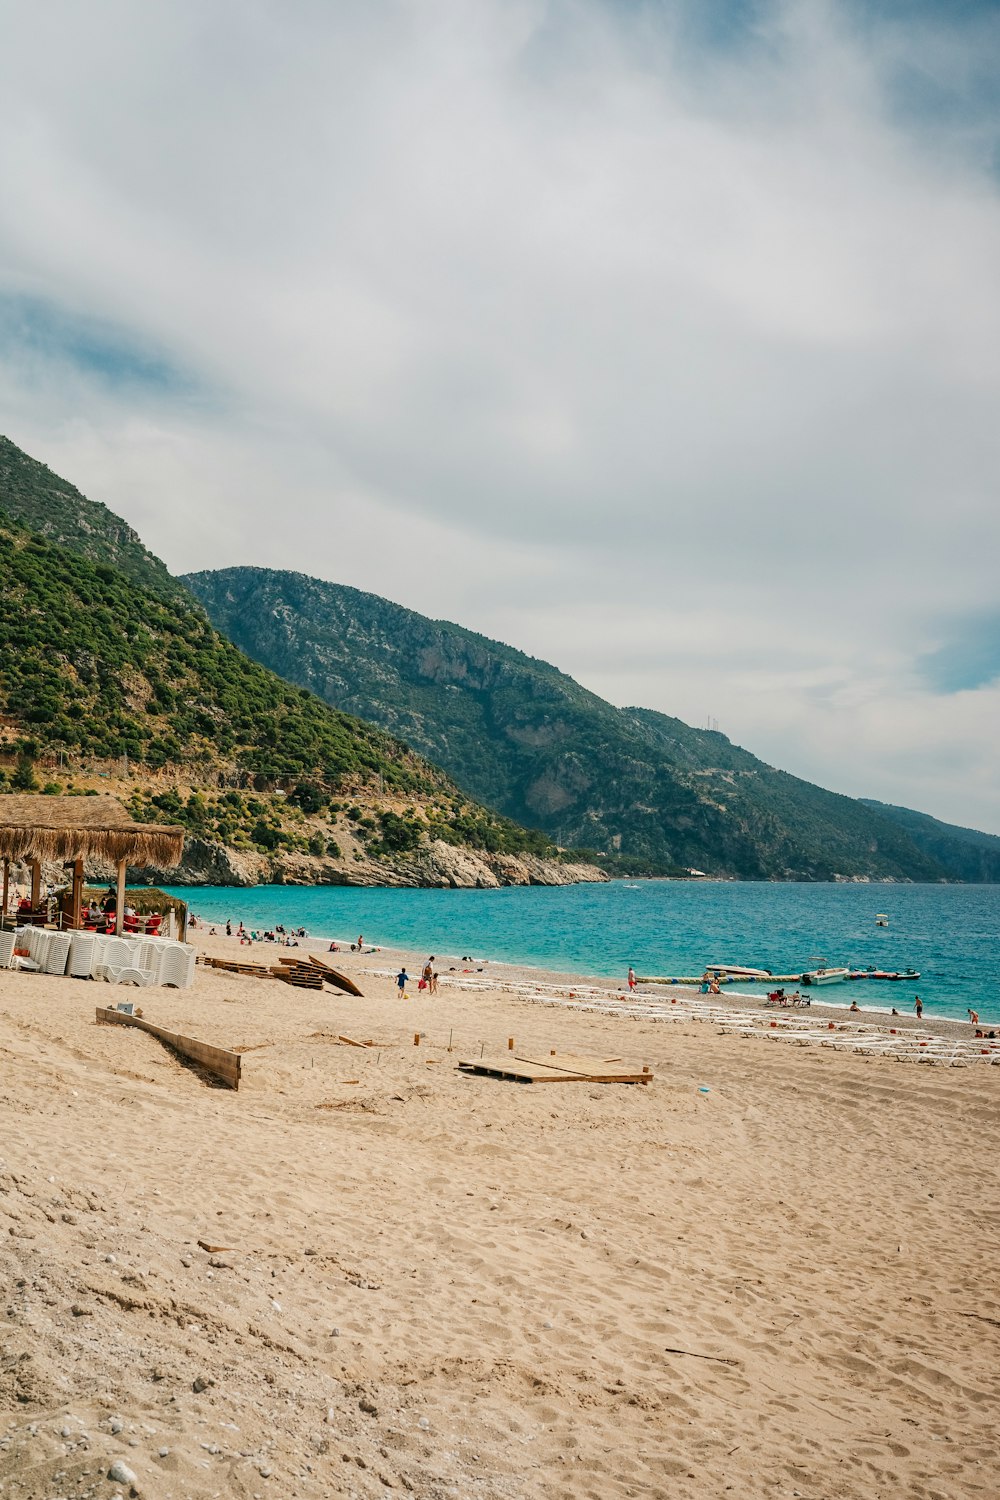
[0,930,16,969]
[11,926,195,988]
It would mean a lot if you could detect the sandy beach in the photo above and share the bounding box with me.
[1,928,998,1500]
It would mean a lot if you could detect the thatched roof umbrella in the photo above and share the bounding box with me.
[0,796,185,936]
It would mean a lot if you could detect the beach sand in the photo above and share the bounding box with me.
[1,929,998,1499]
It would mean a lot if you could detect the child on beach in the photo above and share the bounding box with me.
[396,968,409,997]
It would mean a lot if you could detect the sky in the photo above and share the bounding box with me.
[1,0,999,832]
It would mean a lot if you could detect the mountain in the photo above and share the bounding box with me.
[860,800,1000,884]
[183,566,954,882]
[0,435,184,602]
[0,440,599,889]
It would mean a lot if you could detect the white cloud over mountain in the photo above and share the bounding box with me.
[1,0,998,829]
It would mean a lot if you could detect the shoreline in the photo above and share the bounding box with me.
[175,878,999,1027]
[191,919,995,1046]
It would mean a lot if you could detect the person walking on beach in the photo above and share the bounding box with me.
[396,967,409,998]
[422,956,435,992]
[627,966,636,993]
[914,995,923,1020]
[968,1008,980,1026]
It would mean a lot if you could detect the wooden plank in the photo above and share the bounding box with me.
[516,1052,653,1083]
[307,956,364,997]
[96,1007,241,1089]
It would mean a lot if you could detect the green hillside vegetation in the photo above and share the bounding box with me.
[859,800,1000,883]
[0,434,184,602]
[184,566,953,882]
[0,514,555,862]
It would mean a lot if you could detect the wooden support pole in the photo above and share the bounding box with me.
[115,857,126,937]
[30,858,40,914]
[508,1037,514,1051]
[71,857,84,931]
[413,1032,420,1046]
[1,859,8,922]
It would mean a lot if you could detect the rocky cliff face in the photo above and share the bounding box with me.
[146,837,607,889]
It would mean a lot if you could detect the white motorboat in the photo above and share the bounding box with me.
[705,963,772,978]
[875,914,889,927]
[801,966,850,986]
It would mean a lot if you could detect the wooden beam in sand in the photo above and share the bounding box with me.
[96,1007,241,1090]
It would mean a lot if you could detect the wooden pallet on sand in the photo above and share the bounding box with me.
[271,961,325,990]
[199,955,273,977]
[459,1052,652,1085]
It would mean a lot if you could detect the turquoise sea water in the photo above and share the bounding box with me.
[165,880,1000,1024]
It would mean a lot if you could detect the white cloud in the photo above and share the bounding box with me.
[1,0,998,830]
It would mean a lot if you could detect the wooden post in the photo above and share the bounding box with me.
[115,857,126,937]
[70,857,84,931]
[30,858,41,914]
[1,859,8,924]
[508,1037,514,1051]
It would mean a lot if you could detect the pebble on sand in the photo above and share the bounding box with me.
[108,1458,138,1485]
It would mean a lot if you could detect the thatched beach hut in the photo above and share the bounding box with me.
[0,795,185,935]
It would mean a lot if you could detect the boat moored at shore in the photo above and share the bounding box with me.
[801,965,851,986]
